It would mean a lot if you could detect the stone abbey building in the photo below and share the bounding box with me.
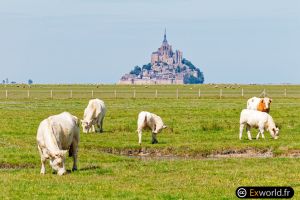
[151,29,183,67]
[119,30,204,85]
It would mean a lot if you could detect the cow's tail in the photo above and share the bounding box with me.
[136,113,147,132]
[74,116,80,128]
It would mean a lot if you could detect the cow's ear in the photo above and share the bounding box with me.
[163,125,167,129]
[60,150,68,157]
[270,99,272,103]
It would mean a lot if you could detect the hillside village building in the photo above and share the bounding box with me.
[119,30,203,85]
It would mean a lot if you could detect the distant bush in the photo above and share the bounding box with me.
[130,66,141,75]
[184,74,204,84]
[182,58,195,70]
[142,63,152,70]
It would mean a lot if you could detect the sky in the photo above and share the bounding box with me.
[0,0,299,84]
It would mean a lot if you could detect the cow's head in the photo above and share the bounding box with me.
[49,150,68,175]
[153,119,167,134]
[81,119,93,133]
[263,97,272,111]
[270,127,279,139]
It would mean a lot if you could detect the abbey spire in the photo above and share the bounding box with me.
[163,28,167,43]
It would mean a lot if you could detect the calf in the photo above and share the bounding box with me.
[239,109,279,140]
[137,111,167,145]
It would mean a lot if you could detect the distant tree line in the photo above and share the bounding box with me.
[1,78,34,84]
[182,59,204,84]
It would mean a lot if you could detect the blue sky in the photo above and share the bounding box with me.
[0,0,299,84]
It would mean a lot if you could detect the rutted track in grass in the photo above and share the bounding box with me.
[0,163,35,169]
[93,146,300,160]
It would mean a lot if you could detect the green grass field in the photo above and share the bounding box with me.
[1,84,300,199]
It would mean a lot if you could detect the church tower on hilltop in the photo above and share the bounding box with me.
[119,29,204,85]
[151,29,182,66]
[162,28,168,44]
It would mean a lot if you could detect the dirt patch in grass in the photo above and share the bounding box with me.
[208,148,273,158]
[96,147,279,160]
[0,162,35,169]
[281,150,300,158]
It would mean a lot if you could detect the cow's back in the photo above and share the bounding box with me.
[240,109,268,126]
[247,97,260,110]
[45,112,79,150]
[85,99,106,119]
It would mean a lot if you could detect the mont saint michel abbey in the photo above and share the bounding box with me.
[151,30,183,68]
[119,30,204,84]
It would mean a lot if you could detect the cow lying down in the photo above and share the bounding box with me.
[239,109,279,140]
[137,111,167,145]
[37,112,80,175]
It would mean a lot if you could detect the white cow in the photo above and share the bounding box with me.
[37,112,80,176]
[247,97,272,113]
[137,111,167,145]
[81,99,106,133]
[239,109,279,140]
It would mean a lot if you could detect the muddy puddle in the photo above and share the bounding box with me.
[97,147,300,160]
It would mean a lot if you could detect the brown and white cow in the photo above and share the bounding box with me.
[247,97,272,113]
[37,112,80,176]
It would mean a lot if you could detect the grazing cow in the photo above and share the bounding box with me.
[239,109,279,140]
[81,99,106,133]
[37,112,80,176]
[247,97,272,113]
[137,111,167,145]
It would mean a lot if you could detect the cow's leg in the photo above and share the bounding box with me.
[256,131,260,140]
[152,132,158,144]
[239,124,244,140]
[258,127,265,139]
[94,119,100,133]
[91,125,96,133]
[94,125,100,133]
[246,125,252,140]
[99,118,104,133]
[71,138,79,171]
[95,119,102,133]
[138,129,142,145]
[38,146,46,174]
